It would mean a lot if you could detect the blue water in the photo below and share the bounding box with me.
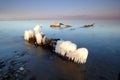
[0,20,120,80]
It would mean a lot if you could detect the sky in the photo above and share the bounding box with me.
[0,0,120,20]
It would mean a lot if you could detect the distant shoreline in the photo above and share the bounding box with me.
[0,18,120,21]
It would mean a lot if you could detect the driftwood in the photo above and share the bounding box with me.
[24,25,88,64]
[42,38,60,50]
[29,34,60,51]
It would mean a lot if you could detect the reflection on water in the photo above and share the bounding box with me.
[0,20,120,80]
[54,61,85,80]
[25,41,85,80]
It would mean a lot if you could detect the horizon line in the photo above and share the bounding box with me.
[0,15,120,20]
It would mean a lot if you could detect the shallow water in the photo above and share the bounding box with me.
[0,20,120,80]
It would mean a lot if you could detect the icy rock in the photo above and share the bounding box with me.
[19,67,24,71]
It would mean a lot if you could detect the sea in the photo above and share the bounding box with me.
[0,19,120,80]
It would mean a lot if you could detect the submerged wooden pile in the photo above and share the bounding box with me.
[24,25,88,64]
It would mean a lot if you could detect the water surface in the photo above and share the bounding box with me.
[0,20,120,80]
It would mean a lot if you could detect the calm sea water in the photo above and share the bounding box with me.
[0,20,120,80]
